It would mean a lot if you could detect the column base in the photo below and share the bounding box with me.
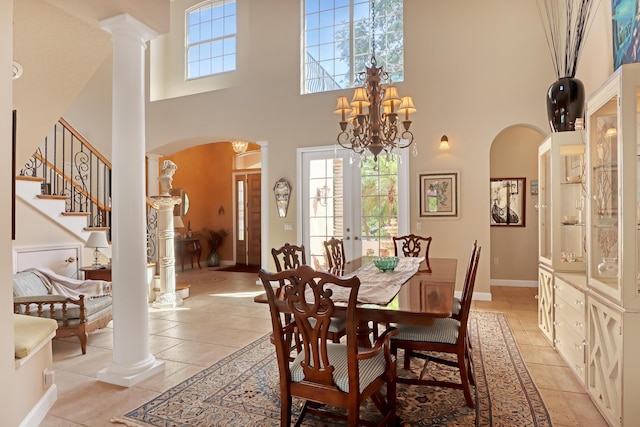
[152,291,183,308]
[97,359,165,387]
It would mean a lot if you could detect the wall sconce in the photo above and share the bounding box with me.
[273,178,291,218]
[439,135,450,150]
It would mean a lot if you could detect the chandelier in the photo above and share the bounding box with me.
[334,0,417,163]
[231,140,248,154]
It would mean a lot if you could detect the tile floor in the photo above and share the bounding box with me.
[39,269,608,427]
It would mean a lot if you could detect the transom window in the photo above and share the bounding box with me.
[186,0,237,80]
[303,0,404,94]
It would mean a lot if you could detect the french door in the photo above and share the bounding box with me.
[299,147,409,270]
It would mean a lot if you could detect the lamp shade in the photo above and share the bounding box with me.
[382,85,402,111]
[397,96,417,115]
[439,135,450,151]
[350,87,371,108]
[86,231,109,249]
[334,96,352,114]
[174,215,185,228]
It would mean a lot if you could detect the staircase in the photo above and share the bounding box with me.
[15,176,107,244]
[16,118,159,267]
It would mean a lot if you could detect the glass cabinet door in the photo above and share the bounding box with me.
[588,95,619,293]
[538,141,551,266]
[538,132,586,272]
[558,142,586,268]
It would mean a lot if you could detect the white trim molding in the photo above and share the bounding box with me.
[490,279,538,288]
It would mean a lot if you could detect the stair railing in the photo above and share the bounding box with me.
[19,118,162,268]
[20,118,112,236]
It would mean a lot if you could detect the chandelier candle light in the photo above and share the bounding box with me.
[334,0,416,164]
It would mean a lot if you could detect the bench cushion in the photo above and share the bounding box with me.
[13,271,50,297]
[14,314,58,358]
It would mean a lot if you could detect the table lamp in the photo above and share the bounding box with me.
[86,231,109,267]
[174,215,185,238]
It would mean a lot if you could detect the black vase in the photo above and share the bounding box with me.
[546,77,585,132]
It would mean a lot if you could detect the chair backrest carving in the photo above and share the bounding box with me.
[323,237,346,270]
[259,265,360,391]
[393,234,433,272]
[271,243,306,273]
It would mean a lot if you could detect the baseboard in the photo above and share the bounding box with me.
[19,384,57,427]
[490,279,538,288]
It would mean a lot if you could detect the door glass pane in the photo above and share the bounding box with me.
[308,158,344,269]
[237,179,245,241]
[360,157,398,257]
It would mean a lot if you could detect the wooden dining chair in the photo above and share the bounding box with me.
[393,233,433,273]
[323,237,381,341]
[258,265,398,426]
[271,243,347,344]
[452,240,479,322]
[271,242,306,272]
[390,242,481,408]
[323,237,346,271]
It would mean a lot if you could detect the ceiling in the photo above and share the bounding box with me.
[12,0,170,164]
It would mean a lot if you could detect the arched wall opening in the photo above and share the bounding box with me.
[489,125,546,286]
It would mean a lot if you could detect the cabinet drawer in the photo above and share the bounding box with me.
[554,320,586,385]
[555,278,585,316]
[555,295,586,337]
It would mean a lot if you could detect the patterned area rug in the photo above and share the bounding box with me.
[120,311,552,426]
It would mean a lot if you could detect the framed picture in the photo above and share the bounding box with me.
[612,0,640,70]
[490,177,526,227]
[530,180,538,196]
[419,171,459,218]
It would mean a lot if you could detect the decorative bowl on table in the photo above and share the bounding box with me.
[373,256,399,272]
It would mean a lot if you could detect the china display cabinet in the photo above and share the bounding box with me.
[538,131,587,272]
[552,273,587,386]
[537,131,587,347]
[585,63,640,427]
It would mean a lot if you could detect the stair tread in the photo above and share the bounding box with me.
[16,176,43,182]
[37,194,67,200]
[61,212,90,216]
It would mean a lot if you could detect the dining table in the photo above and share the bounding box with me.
[255,256,458,347]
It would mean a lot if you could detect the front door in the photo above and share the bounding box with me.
[234,172,261,265]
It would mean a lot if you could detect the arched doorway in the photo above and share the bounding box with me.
[489,125,545,287]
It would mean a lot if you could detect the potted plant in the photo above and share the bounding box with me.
[203,228,228,267]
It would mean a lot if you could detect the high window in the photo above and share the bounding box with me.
[303,0,404,94]
[186,0,237,80]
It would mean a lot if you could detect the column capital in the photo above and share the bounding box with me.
[100,14,157,43]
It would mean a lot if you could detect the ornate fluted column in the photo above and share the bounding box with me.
[150,194,183,308]
[97,14,163,387]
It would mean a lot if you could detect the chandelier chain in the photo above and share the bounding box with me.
[333,0,417,163]
[370,0,376,63]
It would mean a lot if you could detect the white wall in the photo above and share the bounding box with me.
[1,0,19,423]
[62,0,614,295]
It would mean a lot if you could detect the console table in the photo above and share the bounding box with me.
[81,266,112,281]
[175,238,202,272]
